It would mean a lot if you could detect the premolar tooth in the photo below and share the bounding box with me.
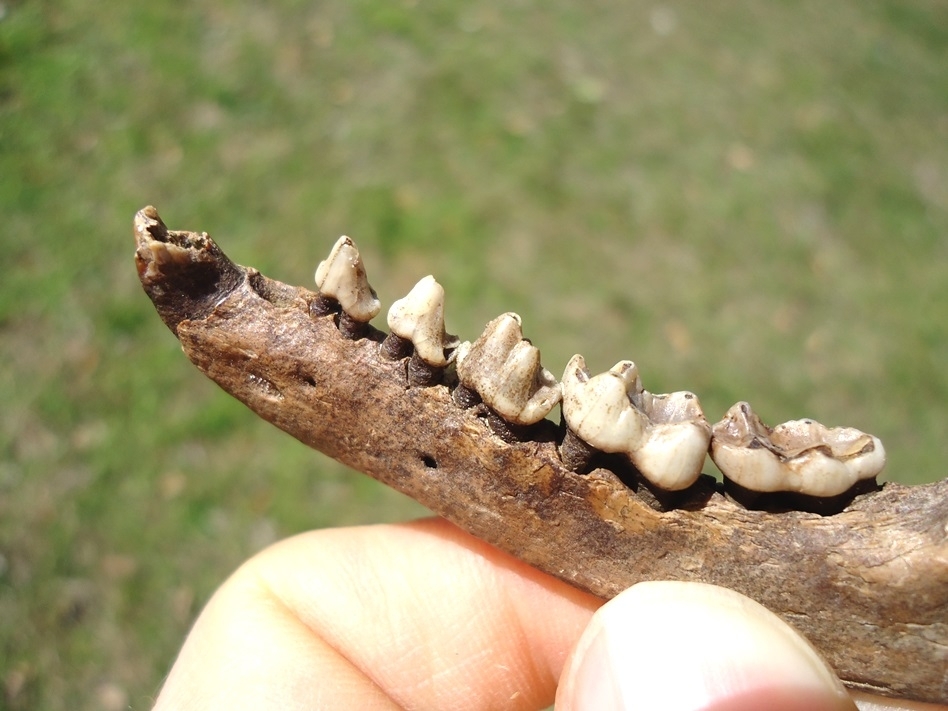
[313,236,380,337]
[455,313,560,426]
[710,402,886,497]
[560,356,647,472]
[383,276,459,369]
[560,354,711,489]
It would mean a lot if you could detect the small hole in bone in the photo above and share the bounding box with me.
[421,455,438,469]
[247,373,283,400]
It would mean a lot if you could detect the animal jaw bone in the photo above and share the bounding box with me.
[133,206,948,704]
[711,402,887,498]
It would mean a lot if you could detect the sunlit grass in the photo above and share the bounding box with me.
[1,1,946,707]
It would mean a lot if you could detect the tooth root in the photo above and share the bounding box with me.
[379,332,414,361]
[313,236,381,333]
[709,402,886,497]
[559,425,599,473]
[560,355,710,489]
[384,275,459,368]
[455,313,561,426]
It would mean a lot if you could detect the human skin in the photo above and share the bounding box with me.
[151,518,945,711]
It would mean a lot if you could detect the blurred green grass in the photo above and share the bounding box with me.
[1,0,946,707]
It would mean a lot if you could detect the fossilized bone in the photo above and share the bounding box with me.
[133,206,948,704]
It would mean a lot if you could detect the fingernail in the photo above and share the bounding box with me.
[567,628,624,710]
[560,581,856,711]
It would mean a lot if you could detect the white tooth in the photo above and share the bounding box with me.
[454,340,471,368]
[314,236,381,323]
[632,391,712,491]
[561,355,648,451]
[710,402,886,497]
[456,313,561,425]
[561,355,711,490]
[387,276,459,367]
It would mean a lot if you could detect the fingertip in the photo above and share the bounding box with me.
[557,581,857,711]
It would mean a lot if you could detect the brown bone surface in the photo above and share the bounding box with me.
[134,207,948,703]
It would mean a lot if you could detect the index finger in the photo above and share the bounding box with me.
[153,518,602,710]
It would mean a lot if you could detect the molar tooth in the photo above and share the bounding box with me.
[313,236,380,337]
[455,313,560,426]
[560,355,710,489]
[383,276,459,372]
[710,402,886,497]
[633,390,712,491]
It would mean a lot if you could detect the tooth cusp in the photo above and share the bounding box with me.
[385,275,458,367]
[634,391,712,490]
[314,236,381,325]
[561,355,711,489]
[710,402,886,497]
[561,355,648,453]
[455,313,561,426]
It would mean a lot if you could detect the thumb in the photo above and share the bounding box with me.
[556,581,856,711]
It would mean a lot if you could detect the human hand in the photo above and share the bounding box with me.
[152,518,945,710]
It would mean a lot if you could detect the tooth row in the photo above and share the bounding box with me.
[312,235,887,498]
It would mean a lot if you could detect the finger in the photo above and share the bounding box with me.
[153,518,601,710]
[557,581,857,711]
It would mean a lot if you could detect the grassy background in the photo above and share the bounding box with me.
[1,0,946,708]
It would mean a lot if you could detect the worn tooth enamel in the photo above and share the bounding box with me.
[633,390,712,490]
[710,402,886,497]
[453,340,471,368]
[561,356,648,459]
[561,355,711,489]
[455,313,561,426]
[385,275,459,367]
[313,236,381,325]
